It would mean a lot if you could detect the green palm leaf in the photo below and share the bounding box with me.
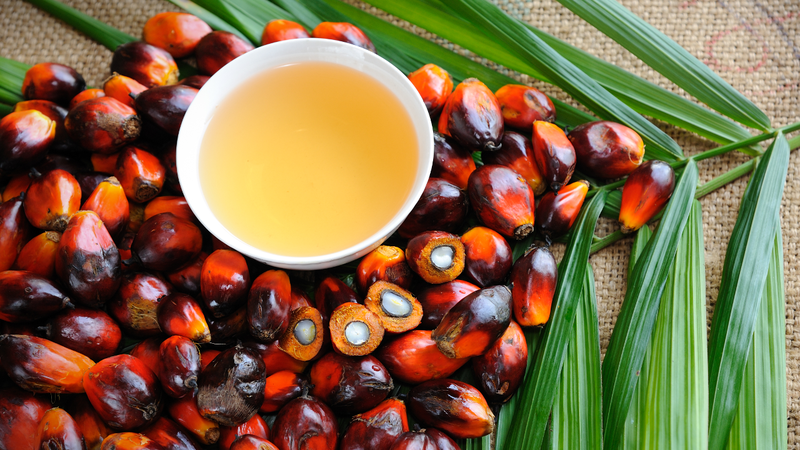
[165,0,250,41]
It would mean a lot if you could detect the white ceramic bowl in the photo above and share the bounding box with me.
[177,39,434,270]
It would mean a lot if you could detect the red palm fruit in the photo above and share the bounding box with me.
[536,180,589,240]
[246,269,290,341]
[568,120,644,179]
[76,172,113,204]
[212,236,233,251]
[416,280,479,329]
[141,416,202,450]
[0,110,56,173]
[111,41,179,88]
[290,287,312,310]
[532,121,576,192]
[13,231,60,277]
[160,143,182,193]
[262,19,309,45]
[244,340,309,377]
[24,169,81,231]
[167,251,206,295]
[203,249,251,319]
[157,292,211,343]
[84,354,162,430]
[0,387,52,450]
[467,164,535,240]
[178,75,210,90]
[209,305,248,344]
[260,370,304,413]
[109,272,172,337]
[0,334,94,393]
[2,173,32,201]
[167,391,220,445]
[471,320,527,404]
[329,302,385,356]
[43,307,122,361]
[438,78,503,152]
[22,63,86,105]
[0,196,31,270]
[0,270,72,322]
[69,395,111,450]
[145,196,196,223]
[270,393,338,450]
[69,88,106,110]
[510,244,557,327]
[277,307,325,362]
[495,84,556,129]
[388,429,436,450]
[482,131,545,195]
[197,345,266,427]
[129,338,164,375]
[115,146,166,203]
[13,98,70,146]
[218,414,269,450]
[398,178,468,239]
[426,429,458,450]
[408,64,453,117]
[355,245,413,296]
[91,152,120,173]
[340,398,408,450]
[364,281,423,333]
[35,407,85,450]
[310,352,393,415]
[405,231,465,284]
[144,12,212,58]
[100,433,162,450]
[126,202,146,234]
[230,435,279,450]
[159,335,201,399]
[312,22,375,53]
[460,226,512,288]
[65,97,141,154]
[431,132,475,190]
[135,85,198,136]
[82,176,130,238]
[619,160,675,233]
[432,285,512,359]
[200,349,221,372]
[407,379,494,439]
[131,212,203,271]
[102,74,147,109]
[55,210,121,308]
[375,330,468,385]
[195,31,255,75]
[315,276,359,323]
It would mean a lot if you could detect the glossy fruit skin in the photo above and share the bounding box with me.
[167,251,206,295]
[76,172,112,204]
[482,131,545,195]
[100,433,163,450]
[135,85,198,136]
[374,330,469,385]
[230,435,279,450]
[471,320,527,404]
[619,160,675,233]
[144,12,212,58]
[262,19,309,45]
[532,121,576,192]
[82,176,130,238]
[495,84,556,129]
[203,249,251,319]
[426,429,459,450]
[55,210,122,308]
[159,335,201,399]
[0,335,94,393]
[24,168,81,232]
[407,379,494,439]
[388,431,436,450]
[278,306,325,362]
[536,180,589,240]
[398,178,468,239]
[111,41,179,88]
[438,78,503,152]
[405,231,465,285]
[432,285,512,359]
[144,196,196,223]
[0,270,72,322]
[102,74,147,109]
[69,89,106,110]
[460,226,512,288]
[312,22,375,53]
[12,99,73,153]
[129,338,163,376]
[218,414,269,450]
[141,416,202,450]
[13,230,59,278]
[35,407,86,450]
[355,246,413,296]
[109,272,172,337]
[157,292,211,343]
[0,110,56,173]
[178,75,210,90]
[167,391,220,445]
[44,307,122,361]
[568,120,644,179]
[310,353,393,415]
[0,387,52,450]
[315,276,360,323]
[197,345,266,427]
[260,370,304,413]
[430,132,475,190]
[467,164,535,240]
[209,305,248,344]
[416,280,479,329]
[65,97,141,154]
[244,340,309,377]
[289,287,312,310]
[510,245,557,327]
[195,31,255,75]
[0,196,31,271]
[84,354,162,430]
[132,212,203,272]
[408,64,453,117]
[114,146,166,203]
[247,269,291,342]
[270,394,338,450]
[2,173,32,202]
[22,63,86,105]
[69,395,111,450]
[340,398,408,450]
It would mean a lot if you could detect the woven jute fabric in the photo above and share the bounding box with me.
[1,0,799,445]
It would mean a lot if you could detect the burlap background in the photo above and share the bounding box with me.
[1,0,798,445]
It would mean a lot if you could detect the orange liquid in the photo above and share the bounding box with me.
[200,61,419,257]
